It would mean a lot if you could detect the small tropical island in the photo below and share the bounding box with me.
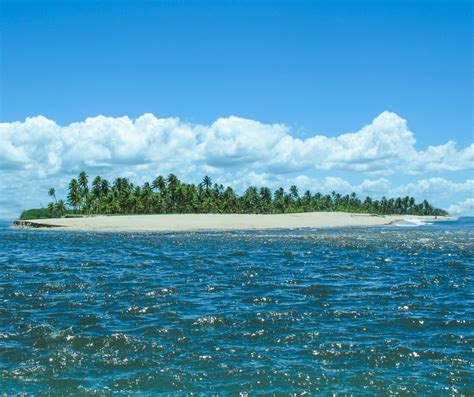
[15,171,450,231]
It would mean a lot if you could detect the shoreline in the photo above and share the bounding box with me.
[12,212,454,232]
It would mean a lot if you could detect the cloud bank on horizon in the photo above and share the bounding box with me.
[1,111,473,218]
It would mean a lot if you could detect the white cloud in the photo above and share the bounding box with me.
[448,198,474,217]
[0,116,62,175]
[395,178,474,199]
[0,111,472,218]
[200,116,289,167]
[413,142,474,174]
[1,111,472,177]
[269,111,418,173]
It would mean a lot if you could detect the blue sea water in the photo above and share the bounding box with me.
[0,218,473,394]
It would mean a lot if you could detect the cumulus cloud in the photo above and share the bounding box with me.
[395,178,474,199]
[0,111,473,217]
[1,111,473,177]
[413,142,474,174]
[200,117,289,167]
[0,116,62,174]
[448,199,474,217]
[268,112,419,173]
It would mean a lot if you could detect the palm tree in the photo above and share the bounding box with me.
[55,200,67,216]
[202,176,212,191]
[152,176,165,192]
[243,186,260,213]
[167,174,179,191]
[91,176,102,212]
[301,190,312,211]
[273,187,286,213]
[48,188,57,202]
[363,196,373,212]
[78,171,89,212]
[166,174,180,212]
[47,201,55,215]
[289,185,299,200]
[48,171,448,217]
[259,187,272,213]
[141,182,153,213]
[67,179,81,212]
[100,178,110,196]
[222,186,238,213]
[78,171,89,193]
[92,176,102,197]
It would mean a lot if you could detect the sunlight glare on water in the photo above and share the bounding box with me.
[0,219,473,394]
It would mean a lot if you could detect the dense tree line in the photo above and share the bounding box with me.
[44,171,448,217]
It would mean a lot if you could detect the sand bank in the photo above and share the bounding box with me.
[13,212,453,232]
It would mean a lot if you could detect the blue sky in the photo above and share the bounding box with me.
[0,0,473,217]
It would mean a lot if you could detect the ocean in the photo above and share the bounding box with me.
[0,218,472,394]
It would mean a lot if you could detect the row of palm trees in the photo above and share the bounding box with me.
[45,171,447,217]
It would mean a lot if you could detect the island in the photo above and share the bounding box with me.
[14,172,451,231]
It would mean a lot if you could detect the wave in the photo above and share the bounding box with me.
[392,218,433,227]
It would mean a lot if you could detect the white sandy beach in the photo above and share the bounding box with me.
[15,212,452,232]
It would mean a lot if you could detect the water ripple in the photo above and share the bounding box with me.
[0,219,472,394]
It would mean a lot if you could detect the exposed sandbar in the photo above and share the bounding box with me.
[13,212,453,232]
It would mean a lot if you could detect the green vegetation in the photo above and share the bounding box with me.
[30,171,448,218]
[19,208,53,220]
[19,207,79,220]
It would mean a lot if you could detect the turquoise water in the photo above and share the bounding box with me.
[0,219,473,394]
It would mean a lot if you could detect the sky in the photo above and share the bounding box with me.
[0,0,473,218]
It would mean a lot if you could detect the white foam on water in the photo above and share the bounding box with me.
[393,218,433,228]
